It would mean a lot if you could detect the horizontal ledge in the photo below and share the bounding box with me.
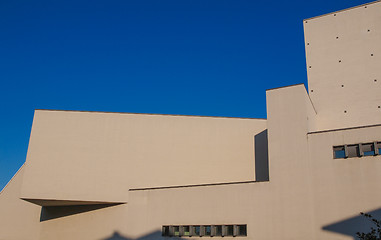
[308,123,381,135]
[129,180,267,191]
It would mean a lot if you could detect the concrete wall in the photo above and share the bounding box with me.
[308,125,381,239]
[266,84,316,239]
[2,85,380,240]
[36,85,381,240]
[0,165,41,240]
[38,203,128,240]
[21,110,266,205]
[304,0,381,131]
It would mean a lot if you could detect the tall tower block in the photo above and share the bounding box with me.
[304,1,381,131]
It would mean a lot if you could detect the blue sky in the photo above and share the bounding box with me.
[0,0,371,190]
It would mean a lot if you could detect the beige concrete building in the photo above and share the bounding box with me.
[1,1,381,239]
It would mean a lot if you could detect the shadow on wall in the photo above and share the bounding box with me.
[322,208,381,239]
[40,203,123,221]
[103,230,187,240]
[254,129,269,182]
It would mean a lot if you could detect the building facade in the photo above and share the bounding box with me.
[1,1,381,239]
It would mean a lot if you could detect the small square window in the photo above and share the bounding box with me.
[203,225,212,236]
[347,144,359,158]
[225,225,234,236]
[192,226,201,236]
[236,225,247,236]
[162,226,170,237]
[181,226,190,236]
[334,146,346,159]
[173,226,180,237]
[362,143,375,156]
[213,225,222,236]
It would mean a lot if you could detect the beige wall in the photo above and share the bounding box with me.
[308,125,381,239]
[304,0,381,131]
[35,82,381,240]
[3,85,381,240]
[38,203,128,240]
[266,84,316,238]
[21,110,266,205]
[0,165,41,240]
[38,84,369,240]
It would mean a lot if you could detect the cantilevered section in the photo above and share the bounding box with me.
[21,109,267,206]
[21,198,124,207]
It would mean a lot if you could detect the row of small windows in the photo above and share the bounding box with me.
[162,225,247,237]
[333,142,381,159]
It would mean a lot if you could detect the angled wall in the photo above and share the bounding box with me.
[0,165,41,240]
[304,0,381,131]
[21,110,266,205]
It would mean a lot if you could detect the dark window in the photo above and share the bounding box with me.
[214,225,222,236]
[204,225,211,236]
[173,226,180,237]
[362,143,375,156]
[225,225,234,236]
[163,224,246,237]
[192,226,201,236]
[162,226,170,237]
[333,142,381,160]
[236,225,247,236]
[377,142,381,155]
[333,146,346,159]
[347,144,359,158]
[182,226,190,236]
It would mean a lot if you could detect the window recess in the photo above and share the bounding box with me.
[213,225,222,236]
[162,224,247,237]
[361,143,376,156]
[347,144,359,158]
[203,225,212,236]
[191,226,201,236]
[333,142,381,159]
[225,225,234,236]
[333,146,346,159]
[236,225,247,237]
[162,226,170,237]
[181,226,190,237]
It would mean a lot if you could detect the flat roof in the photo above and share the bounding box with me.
[35,109,267,120]
[304,0,381,21]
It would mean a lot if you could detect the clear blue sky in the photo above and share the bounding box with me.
[0,0,371,190]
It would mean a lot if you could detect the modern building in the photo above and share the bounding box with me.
[1,1,381,240]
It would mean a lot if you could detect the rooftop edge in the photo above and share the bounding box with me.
[304,0,381,21]
[35,109,267,120]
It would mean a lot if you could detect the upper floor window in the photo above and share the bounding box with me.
[362,143,375,156]
[347,144,359,158]
[333,146,346,159]
[333,142,381,159]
